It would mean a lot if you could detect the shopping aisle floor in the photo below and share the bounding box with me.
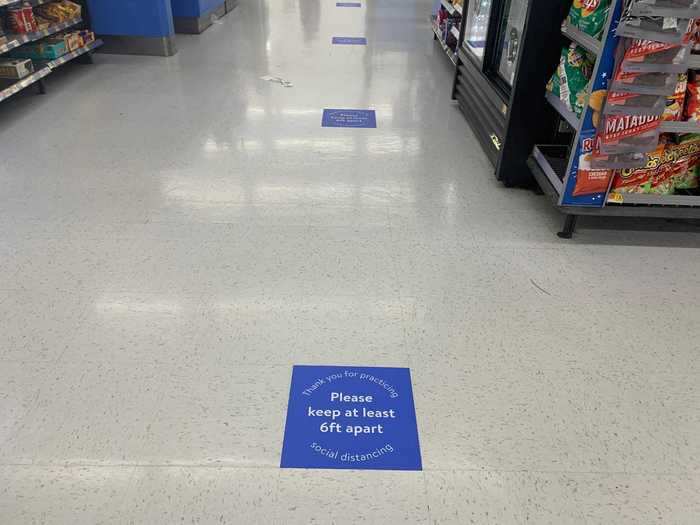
[1,0,699,523]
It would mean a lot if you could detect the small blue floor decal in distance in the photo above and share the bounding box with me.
[280,365,422,471]
[322,109,376,128]
[332,36,367,45]
[336,2,362,6]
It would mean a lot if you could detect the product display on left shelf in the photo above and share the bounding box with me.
[0,0,101,103]
[431,0,463,65]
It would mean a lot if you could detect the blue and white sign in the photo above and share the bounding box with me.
[332,36,367,45]
[322,109,376,128]
[280,365,422,471]
[336,2,361,6]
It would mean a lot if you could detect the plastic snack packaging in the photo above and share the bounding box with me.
[661,73,688,120]
[610,138,700,193]
[567,0,611,38]
[605,91,667,115]
[547,43,595,117]
[630,0,700,17]
[610,63,679,95]
[599,113,661,153]
[685,71,700,121]
[675,134,700,188]
[573,135,614,196]
[621,38,692,73]
[617,16,694,44]
[7,5,38,33]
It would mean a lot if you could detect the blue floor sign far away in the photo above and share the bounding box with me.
[336,2,362,6]
[332,36,367,45]
[322,109,376,128]
[280,365,422,470]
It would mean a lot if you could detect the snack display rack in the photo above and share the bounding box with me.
[431,0,464,66]
[527,0,700,237]
[0,0,101,104]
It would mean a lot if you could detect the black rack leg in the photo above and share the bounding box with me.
[77,51,94,65]
[557,214,577,239]
[37,79,46,95]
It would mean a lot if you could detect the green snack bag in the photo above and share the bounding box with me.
[568,0,611,39]
[675,134,700,190]
[547,44,595,118]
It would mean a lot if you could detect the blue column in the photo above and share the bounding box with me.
[171,0,235,34]
[86,0,177,56]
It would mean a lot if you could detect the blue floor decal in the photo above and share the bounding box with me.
[280,365,422,471]
[322,109,376,128]
[336,2,361,6]
[332,36,367,45]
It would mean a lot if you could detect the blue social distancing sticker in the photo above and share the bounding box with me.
[336,2,361,6]
[280,365,422,471]
[322,109,376,128]
[332,36,367,45]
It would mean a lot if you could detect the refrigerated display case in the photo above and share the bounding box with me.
[451,0,568,185]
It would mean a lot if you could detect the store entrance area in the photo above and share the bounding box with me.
[1,0,698,522]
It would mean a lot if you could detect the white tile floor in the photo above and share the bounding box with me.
[0,0,699,523]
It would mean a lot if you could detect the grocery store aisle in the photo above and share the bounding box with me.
[1,0,699,523]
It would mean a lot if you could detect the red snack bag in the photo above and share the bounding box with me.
[7,5,38,34]
[573,135,614,196]
[685,73,700,122]
[621,38,690,73]
[599,114,661,154]
[662,73,688,121]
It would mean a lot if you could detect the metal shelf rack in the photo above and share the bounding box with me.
[528,0,700,237]
[0,2,99,104]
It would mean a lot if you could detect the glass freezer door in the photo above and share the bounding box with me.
[494,0,528,87]
[463,0,493,62]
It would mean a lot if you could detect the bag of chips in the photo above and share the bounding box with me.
[685,71,700,121]
[674,134,700,189]
[621,38,691,73]
[568,0,611,39]
[661,73,688,120]
[599,113,661,154]
[547,44,595,117]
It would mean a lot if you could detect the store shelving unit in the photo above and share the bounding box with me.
[431,0,464,66]
[529,0,700,237]
[0,2,101,104]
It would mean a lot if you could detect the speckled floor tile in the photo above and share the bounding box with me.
[0,289,90,362]
[134,363,290,466]
[122,467,278,524]
[58,292,201,364]
[412,364,697,473]
[0,466,135,524]
[0,361,163,465]
[0,362,50,447]
[424,470,700,525]
[277,470,429,524]
[192,294,411,366]
[405,295,700,375]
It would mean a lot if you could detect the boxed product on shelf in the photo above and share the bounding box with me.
[34,1,81,23]
[8,39,67,59]
[567,0,611,38]
[7,4,38,34]
[0,57,34,79]
[547,43,595,117]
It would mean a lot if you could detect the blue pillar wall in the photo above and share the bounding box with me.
[86,0,176,56]
[171,0,224,18]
